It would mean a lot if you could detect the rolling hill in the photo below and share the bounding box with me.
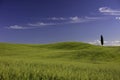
[0,42,120,62]
[0,42,120,80]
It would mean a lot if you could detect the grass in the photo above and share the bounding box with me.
[0,42,120,80]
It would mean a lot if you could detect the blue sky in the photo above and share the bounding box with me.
[0,0,120,45]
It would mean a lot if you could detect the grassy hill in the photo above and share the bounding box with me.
[0,42,120,80]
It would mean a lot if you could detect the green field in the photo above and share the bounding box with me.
[0,42,120,80]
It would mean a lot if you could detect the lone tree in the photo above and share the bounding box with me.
[100,35,104,46]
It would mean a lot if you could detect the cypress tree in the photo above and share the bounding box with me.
[100,35,104,46]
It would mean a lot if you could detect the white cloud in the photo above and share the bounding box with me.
[89,40,100,45]
[116,17,120,20]
[99,7,120,15]
[70,16,80,21]
[7,25,28,29]
[111,41,120,46]
[6,16,105,29]
[7,25,36,30]
[89,40,120,46]
[69,16,86,23]
[28,16,104,27]
[28,16,84,27]
[28,22,57,26]
[48,16,101,22]
[48,17,66,20]
[7,16,104,29]
[84,16,105,20]
[68,16,104,24]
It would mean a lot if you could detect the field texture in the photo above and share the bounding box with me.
[0,42,120,80]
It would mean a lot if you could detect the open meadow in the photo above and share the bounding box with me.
[0,42,120,80]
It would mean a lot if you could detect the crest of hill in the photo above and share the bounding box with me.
[0,42,96,50]
[42,42,96,50]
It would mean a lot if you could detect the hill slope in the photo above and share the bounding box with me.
[0,42,120,80]
[0,42,120,62]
